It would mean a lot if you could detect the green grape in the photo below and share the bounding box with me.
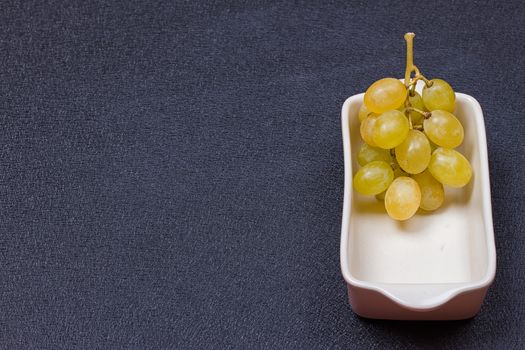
[353,161,394,195]
[393,167,408,178]
[422,79,456,112]
[373,110,409,149]
[358,103,377,122]
[429,140,438,152]
[400,91,426,124]
[357,143,392,166]
[364,78,407,114]
[384,177,421,221]
[428,148,472,187]
[412,170,444,211]
[360,115,378,146]
[423,110,464,148]
[395,129,431,174]
[376,167,407,201]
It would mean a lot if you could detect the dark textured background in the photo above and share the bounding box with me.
[0,0,524,348]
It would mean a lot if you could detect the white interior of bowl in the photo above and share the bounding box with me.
[340,81,496,308]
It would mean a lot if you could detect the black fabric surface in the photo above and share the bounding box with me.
[1,1,524,348]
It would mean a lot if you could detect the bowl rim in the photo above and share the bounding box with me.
[340,90,497,311]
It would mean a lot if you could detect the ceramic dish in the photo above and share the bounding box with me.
[340,81,496,320]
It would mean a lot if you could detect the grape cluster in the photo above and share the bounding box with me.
[352,33,472,221]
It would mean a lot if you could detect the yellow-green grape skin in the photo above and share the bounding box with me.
[423,110,464,148]
[353,161,394,196]
[422,79,456,112]
[360,115,378,146]
[372,110,410,149]
[375,167,407,201]
[384,177,421,221]
[393,167,408,178]
[357,143,392,166]
[412,170,445,211]
[402,92,426,124]
[358,103,377,122]
[395,130,431,174]
[428,148,472,187]
[364,78,408,114]
[429,140,438,152]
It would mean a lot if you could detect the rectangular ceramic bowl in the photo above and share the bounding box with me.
[340,81,496,320]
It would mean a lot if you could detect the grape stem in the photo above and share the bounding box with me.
[405,107,431,119]
[408,82,417,96]
[404,33,420,87]
[404,33,433,91]
[406,74,434,90]
[415,74,433,87]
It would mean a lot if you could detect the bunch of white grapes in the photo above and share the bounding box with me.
[353,34,472,221]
